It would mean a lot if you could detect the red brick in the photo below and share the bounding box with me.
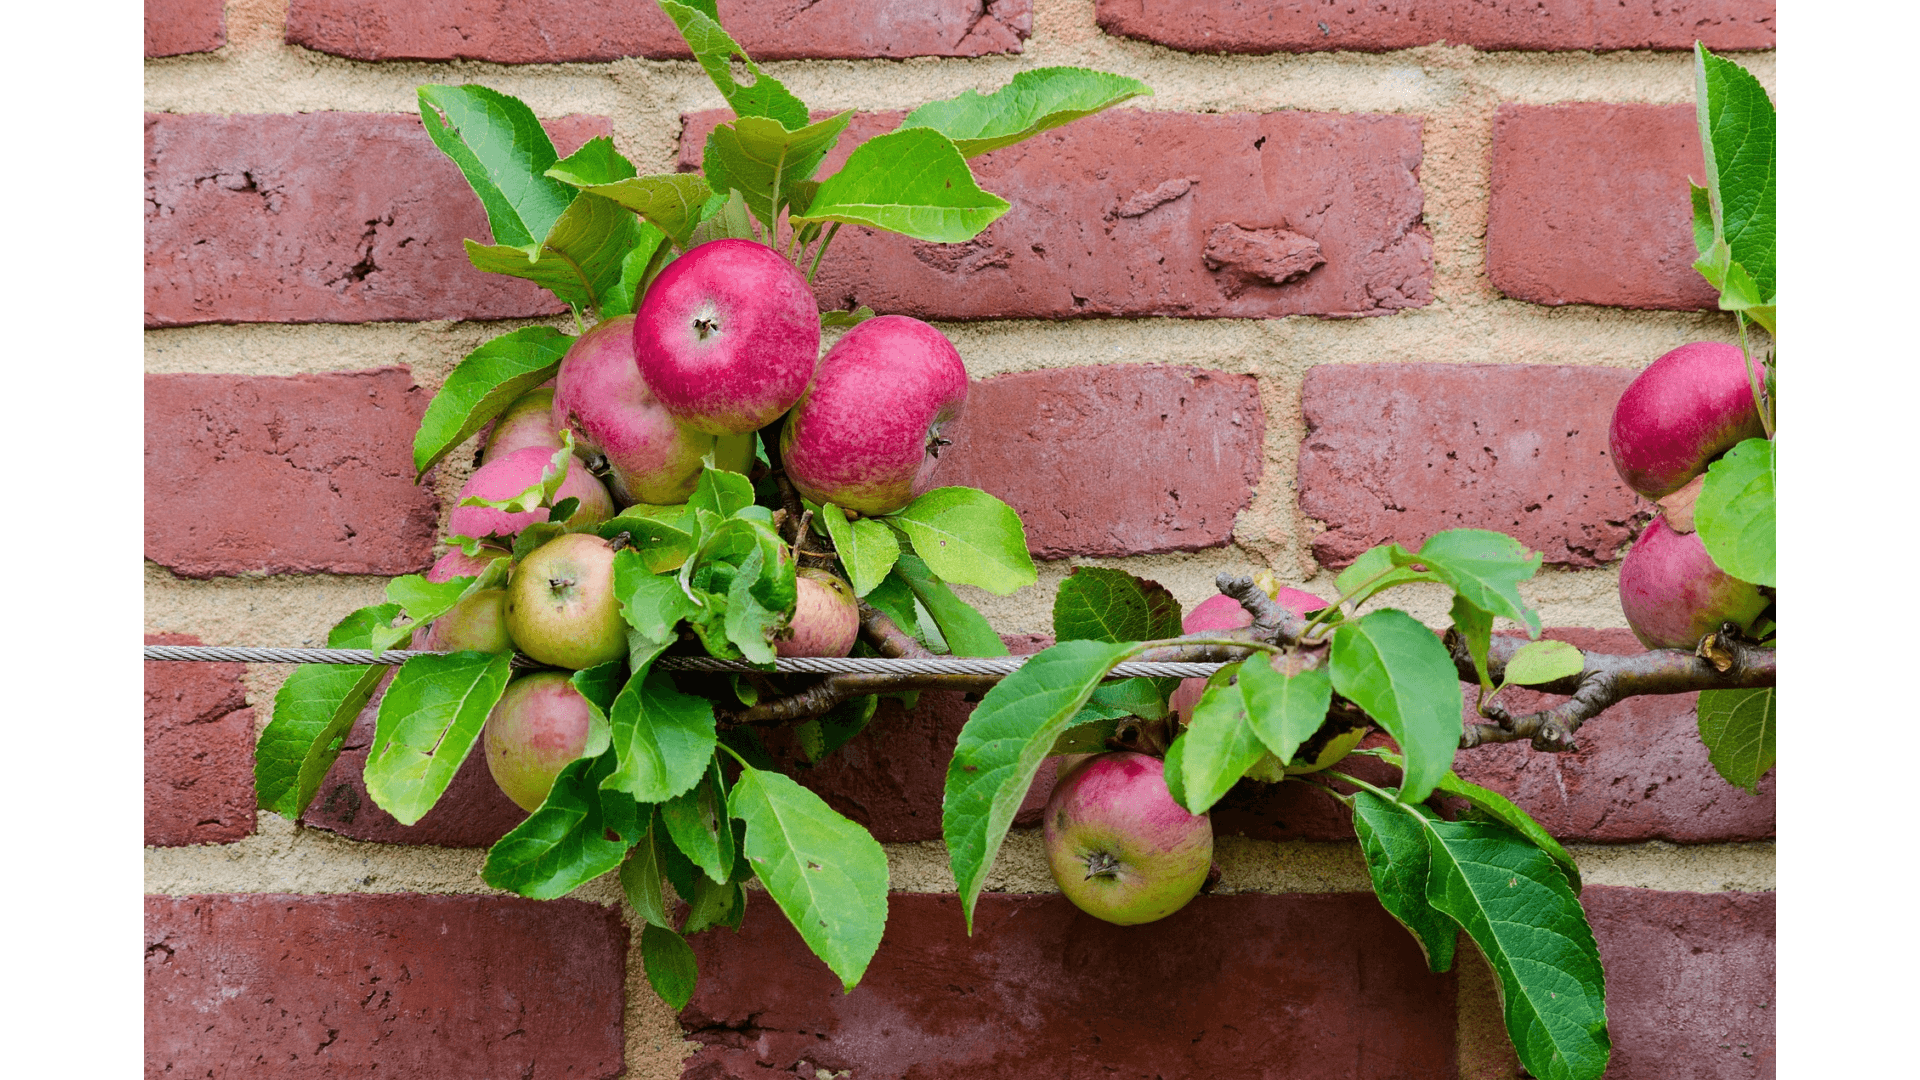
[145,112,609,326]
[147,0,225,56]
[1488,103,1721,311]
[288,0,1030,62]
[1449,628,1774,843]
[146,369,442,578]
[1585,887,1775,1079]
[922,366,1264,559]
[146,893,628,1078]
[1299,363,1651,569]
[300,673,529,846]
[146,634,256,846]
[681,892,1455,1077]
[1096,0,1774,54]
[682,109,1430,319]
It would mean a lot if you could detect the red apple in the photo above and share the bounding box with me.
[447,446,615,541]
[632,238,820,435]
[483,671,594,811]
[1043,752,1213,926]
[1618,515,1768,651]
[481,385,562,462]
[1609,341,1768,500]
[419,589,514,654]
[780,315,968,516]
[1170,584,1329,724]
[776,569,858,658]
[504,532,627,670]
[425,548,502,583]
[553,315,715,506]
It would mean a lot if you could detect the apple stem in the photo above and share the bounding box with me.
[807,223,842,283]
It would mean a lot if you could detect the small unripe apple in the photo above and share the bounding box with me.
[553,315,714,506]
[633,238,820,435]
[776,569,858,658]
[448,446,615,541]
[481,386,563,462]
[420,589,514,654]
[1043,752,1213,926]
[1618,515,1768,651]
[780,315,969,516]
[504,533,627,670]
[484,671,594,812]
[1609,341,1768,500]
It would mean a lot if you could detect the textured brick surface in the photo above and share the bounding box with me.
[1299,363,1650,569]
[147,0,225,56]
[146,369,441,578]
[145,112,609,326]
[923,366,1264,558]
[1449,629,1774,843]
[1096,0,1775,54]
[1488,103,1721,311]
[146,634,256,847]
[683,109,1430,319]
[289,0,1030,62]
[145,894,628,1078]
[1586,887,1775,1079]
[300,673,530,846]
[681,892,1455,1078]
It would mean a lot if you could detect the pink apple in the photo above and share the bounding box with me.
[420,589,514,654]
[1043,752,1213,926]
[481,385,562,462]
[1609,341,1768,500]
[447,446,614,541]
[553,315,715,506]
[632,238,820,435]
[1170,585,1329,724]
[1618,515,1768,651]
[504,532,627,670]
[425,548,503,583]
[483,672,595,811]
[780,315,969,516]
[776,569,858,658]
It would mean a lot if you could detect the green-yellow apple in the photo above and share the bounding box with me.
[504,533,626,670]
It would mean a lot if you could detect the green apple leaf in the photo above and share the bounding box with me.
[1171,667,1270,815]
[1373,751,1586,893]
[1694,44,1775,301]
[686,188,760,246]
[620,811,676,928]
[791,128,1010,244]
[1397,529,1543,637]
[1690,182,1714,253]
[385,572,475,627]
[891,552,1008,657]
[661,756,736,885]
[464,191,647,314]
[614,551,701,648]
[548,155,713,250]
[683,868,747,935]
[1328,609,1462,803]
[721,542,785,664]
[1451,596,1496,693]
[363,652,514,826]
[900,66,1153,157]
[1052,566,1182,645]
[417,84,574,248]
[944,639,1136,930]
[1237,658,1333,767]
[600,514,698,575]
[690,468,756,519]
[819,306,875,328]
[567,660,623,761]
[1502,640,1587,688]
[640,923,700,1010]
[412,326,574,478]
[730,766,890,991]
[457,434,577,517]
[603,666,717,803]
[656,0,808,131]
[482,749,638,899]
[1349,790,1458,973]
[328,603,405,649]
[1084,675,1171,720]
[794,693,879,763]
[1694,437,1775,588]
[1696,687,1775,794]
[862,571,928,648]
[606,222,672,316]
[255,663,385,819]
[890,487,1036,596]
[1334,545,1439,611]
[821,503,900,598]
[704,112,853,229]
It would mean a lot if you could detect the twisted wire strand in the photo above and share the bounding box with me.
[141,644,1226,679]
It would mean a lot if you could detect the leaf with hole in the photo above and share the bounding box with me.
[657,0,808,131]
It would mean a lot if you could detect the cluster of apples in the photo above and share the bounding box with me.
[416,238,972,812]
[1608,342,1771,650]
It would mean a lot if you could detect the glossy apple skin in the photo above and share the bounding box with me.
[421,589,514,654]
[1609,341,1768,500]
[553,315,714,506]
[1170,586,1329,724]
[484,672,594,812]
[776,569,858,658]
[1043,752,1213,926]
[633,239,820,436]
[482,386,563,462]
[1618,515,1768,651]
[504,533,627,670]
[780,315,969,516]
[447,446,614,541]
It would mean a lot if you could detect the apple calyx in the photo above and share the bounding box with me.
[1083,851,1121,880]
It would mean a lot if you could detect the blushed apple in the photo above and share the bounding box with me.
[1618,515,1768,651]
[481,385,563,462]
[1043,751,1213,926]
[1170,584,1329,724]
[1609,341,1768,500]
[553,315,714,506]
[504,532,627,670]
[776,569,858,658]
[483,671,595,811]
[425,548,503,583]
[447,446,614,541]
[419,589,514,654]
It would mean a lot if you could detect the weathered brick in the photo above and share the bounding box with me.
[1449,628,1774,843]
[922,366,1264,558]
[146,634,256,846]
[1299,363,1650,569]
[1488,103,1721,311]
[147,0,225,56]
[288,0,1030,62]
[145,369,441,578]
[1585,887,1775,1079]
[145,112,609,325]
[1096,0,1774,54]
[145,894,628,1078]
[300,673,529,847]
[682,109,1430,319]
[681,892,1455,1077]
